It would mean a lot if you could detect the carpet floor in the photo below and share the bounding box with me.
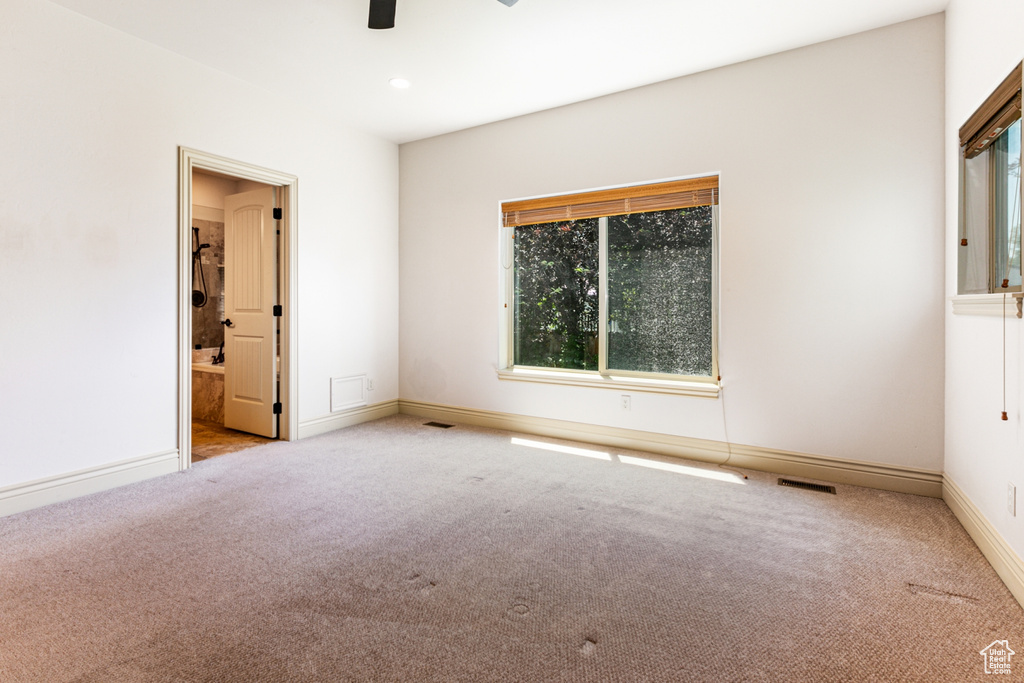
[0,415,1021,682]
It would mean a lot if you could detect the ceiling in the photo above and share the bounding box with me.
[49,0,946,144]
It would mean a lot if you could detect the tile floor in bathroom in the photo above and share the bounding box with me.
[191,419,275,461]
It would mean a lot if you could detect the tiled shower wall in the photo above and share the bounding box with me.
[191,219,225,350]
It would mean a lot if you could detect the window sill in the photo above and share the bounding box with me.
[496,367,720,398]
[950,293,1023,318]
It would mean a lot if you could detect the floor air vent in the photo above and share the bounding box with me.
[423,421,454,429]
[778,478,836,494]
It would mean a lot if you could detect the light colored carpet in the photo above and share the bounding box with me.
[0,414,1021,682]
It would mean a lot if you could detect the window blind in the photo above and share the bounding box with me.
[959,63,1022,160]
[502,175,719,228]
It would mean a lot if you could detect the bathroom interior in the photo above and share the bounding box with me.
[191,169,277,461]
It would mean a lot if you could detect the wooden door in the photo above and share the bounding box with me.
[223,188,278,438]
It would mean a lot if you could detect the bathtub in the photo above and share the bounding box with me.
[192,347,225,375]
[192,359,225,375]
[192,348,225,422]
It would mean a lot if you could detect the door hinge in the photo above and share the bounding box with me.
[273,402,282,415]
[273,208,282,220]
[273,304,282,317]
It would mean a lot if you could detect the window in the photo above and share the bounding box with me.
[958,64,1022,295]
[500,176,718,389]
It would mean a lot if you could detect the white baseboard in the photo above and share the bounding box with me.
[0,450,180,519]
[943,476,1024,608]
[298,399,400,439]
[397,400,944,498]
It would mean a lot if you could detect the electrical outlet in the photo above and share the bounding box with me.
[1009,483,1017,517]
[366,378,375,391]
[620,395,631,411]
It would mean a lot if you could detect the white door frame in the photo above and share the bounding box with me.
[177,147,299,469]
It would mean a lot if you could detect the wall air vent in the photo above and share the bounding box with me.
[778,478,837,494]
[423,421,454,429]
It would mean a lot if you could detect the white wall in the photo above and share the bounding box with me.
[0,0,399,487]
[945,0,1024,560]
[400,16,945,470]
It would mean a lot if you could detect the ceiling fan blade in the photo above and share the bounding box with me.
[495,0,519,5]
[368,0,396,29]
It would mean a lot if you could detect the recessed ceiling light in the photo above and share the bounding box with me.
[389,78,411,89]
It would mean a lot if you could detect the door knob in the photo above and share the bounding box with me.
[221,318,234,328]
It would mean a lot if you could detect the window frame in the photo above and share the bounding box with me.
[987,119,1022,293]
[497,175,721,397]
[956,63,1023,298]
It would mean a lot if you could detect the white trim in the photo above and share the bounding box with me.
[598,216,609,372]
[178,149,192,470]
[950,293,1021,317]
[496,367,720,398]
[711,202,721,381]
[397,400,942,497]
[0,450,179,518]
[297,400,400,439]
[943,475,1024,609]
[178,147,300,471]
[498,225,515,369]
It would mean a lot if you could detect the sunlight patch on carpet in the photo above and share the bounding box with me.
[618,455,745,484]
[510,436,744,484]
[511,437,612,460]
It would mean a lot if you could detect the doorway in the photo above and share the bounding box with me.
[178,148,298,469]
